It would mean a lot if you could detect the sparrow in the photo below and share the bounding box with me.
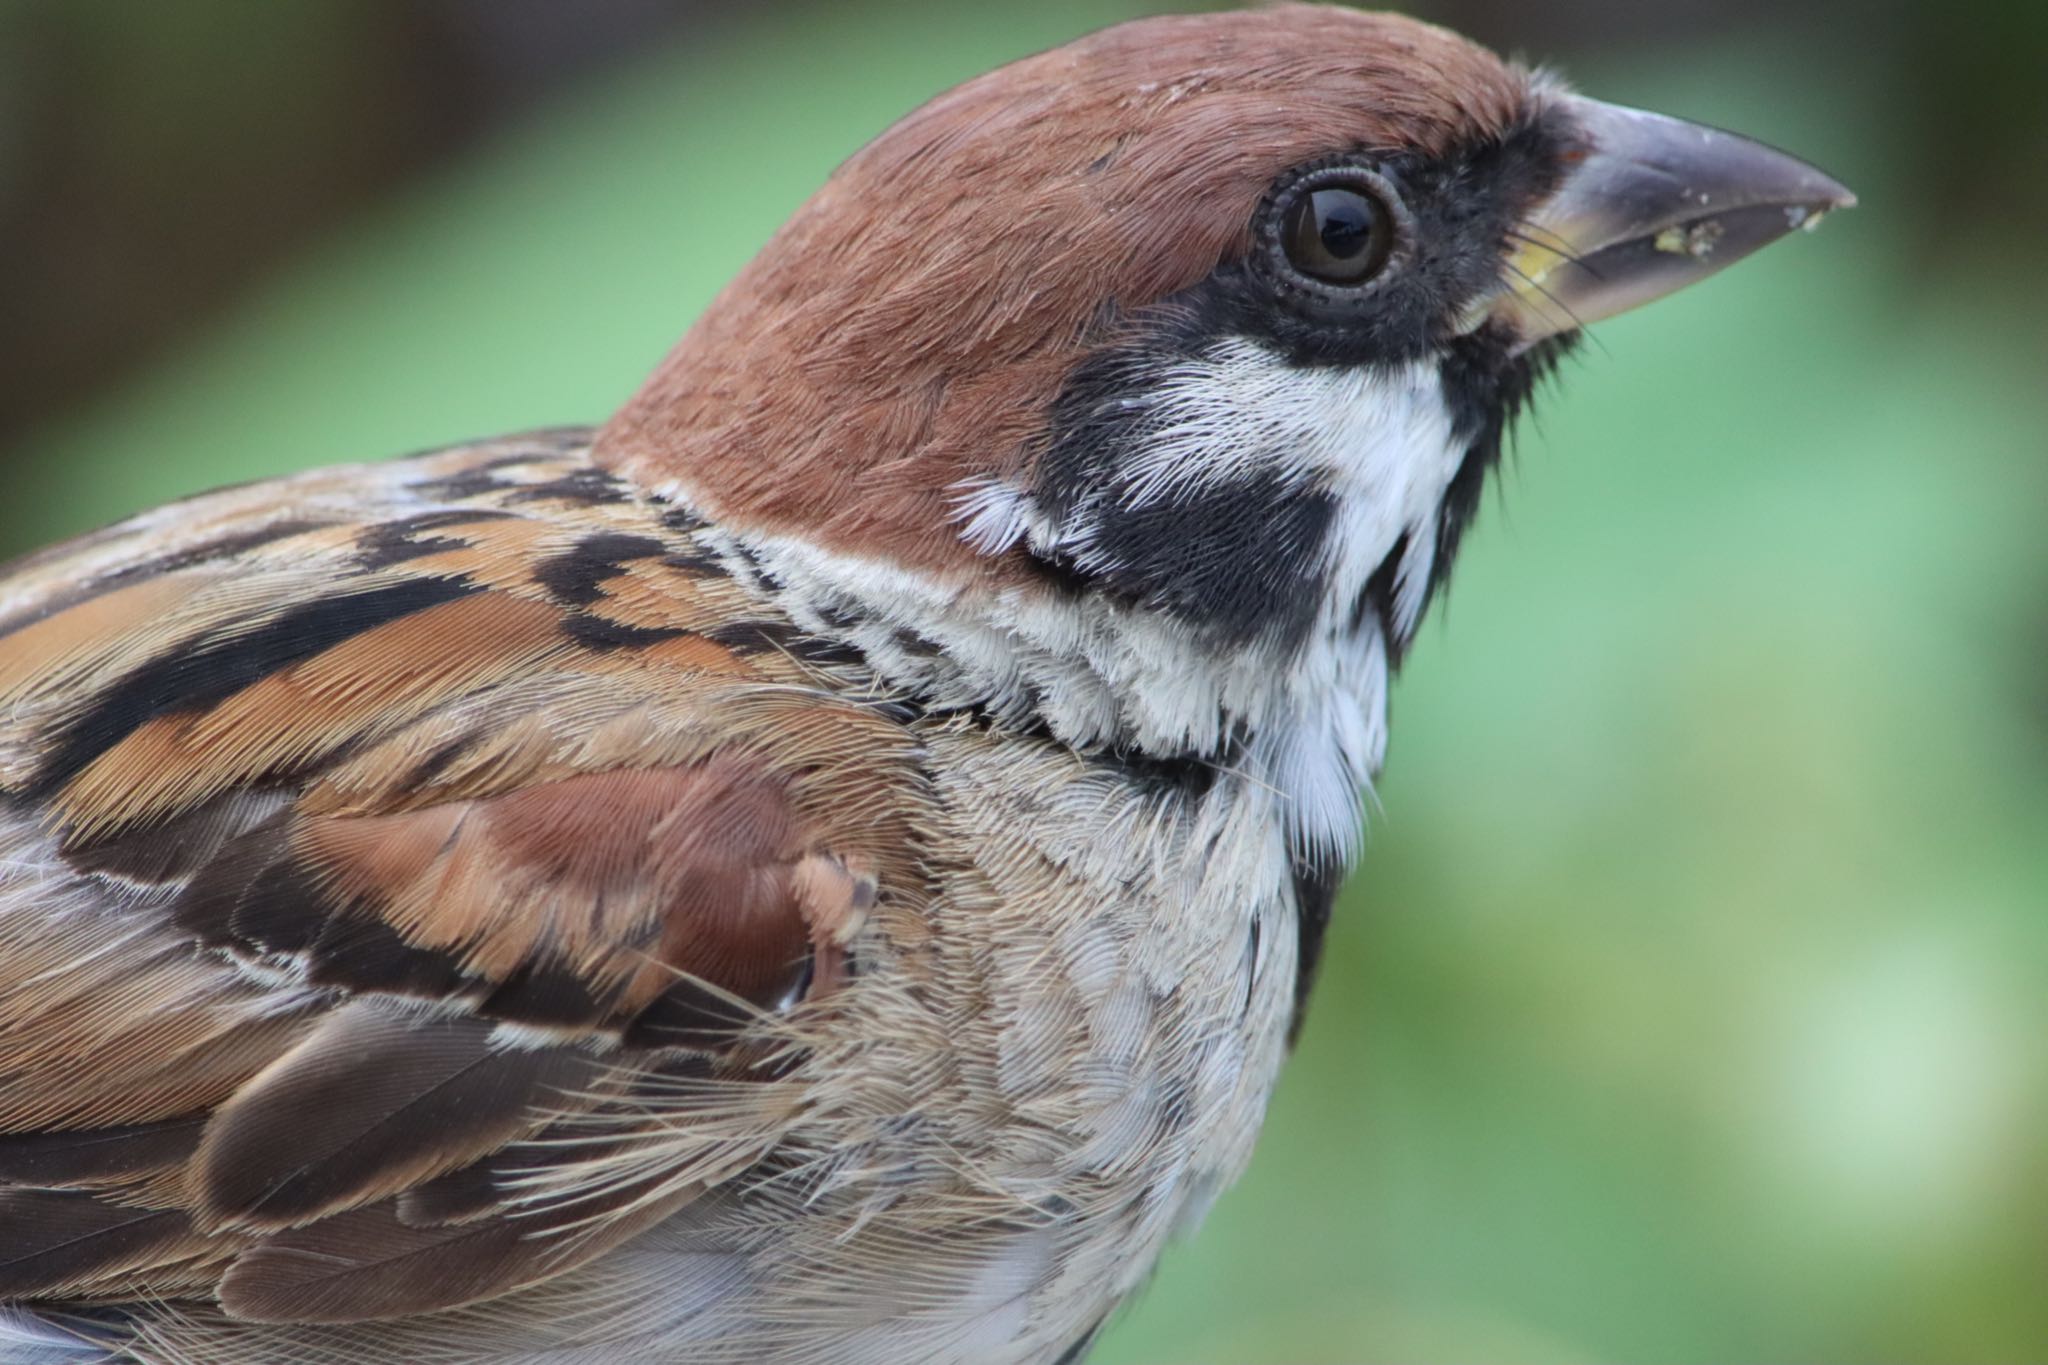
[0,7,1850,1363]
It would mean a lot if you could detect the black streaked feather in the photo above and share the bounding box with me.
[0,519,329,646]
[353,510,518,570]
[504,467,630,507]
[174,816,476,1002]
[560,615,687,652]
[477,958,617,1029]
[27,576,480,801]
[217,1205,537,1323]
[302,906,475,1000]
[704,619,868,669]
[531,533,667,607]
[389,1057,708,1230]
[170,817,305,948]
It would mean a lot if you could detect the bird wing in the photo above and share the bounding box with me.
[0,430,932,1324]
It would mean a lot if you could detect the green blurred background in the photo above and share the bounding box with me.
[2,1,2043,1360]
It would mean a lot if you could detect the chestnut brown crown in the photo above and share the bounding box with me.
[595,6,1534,579]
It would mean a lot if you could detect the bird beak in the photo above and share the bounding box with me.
[1491,93,1856,347]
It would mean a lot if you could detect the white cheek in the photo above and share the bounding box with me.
[676,340,1470,865]
[1112,343,1452,500]
[1255,624,1389,861]
[1062,340,1467,856]
[1189,343,1462,633]
[1050,339,1464,642]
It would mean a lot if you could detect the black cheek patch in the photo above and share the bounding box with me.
[1000,113,1579,671]
[1032,335,1340,653]
[1056,472,1337,651]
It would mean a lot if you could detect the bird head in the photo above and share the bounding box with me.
[596,5,1851,851]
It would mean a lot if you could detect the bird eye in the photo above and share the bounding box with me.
[1281,181,1395,285]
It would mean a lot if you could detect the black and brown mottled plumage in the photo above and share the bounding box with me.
[0,432,925,1304]
[0,6,1850,1362]
[1,425,1296,1365]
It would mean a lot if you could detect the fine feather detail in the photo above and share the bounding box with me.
[216,1179,703,1325]
[0,5,1578,1355]
[0,432,948,1330]
[0,1191,200,1300]
[0,435,1310,1358]
[191,1004,600,1231]
[0,1306,118,1362]
[0,1119,206,1188]
[0,418,1303,1365]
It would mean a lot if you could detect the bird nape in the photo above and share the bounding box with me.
[0,7,1848,1364]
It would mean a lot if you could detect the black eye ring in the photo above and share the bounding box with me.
[1257,163,1412,301]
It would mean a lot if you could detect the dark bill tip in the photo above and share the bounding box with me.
[1492,93,1856,344]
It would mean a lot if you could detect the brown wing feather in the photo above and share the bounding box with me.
[0,1118,207,1187]
[0,1191,195,1299]
[51,589,576,840]
[216,1179,703,1325]
[192,1005,600,1231]
[0,433,931,1320]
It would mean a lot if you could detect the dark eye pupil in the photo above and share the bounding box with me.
[1313,190,1373,257]
[1282,182,1391,285]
